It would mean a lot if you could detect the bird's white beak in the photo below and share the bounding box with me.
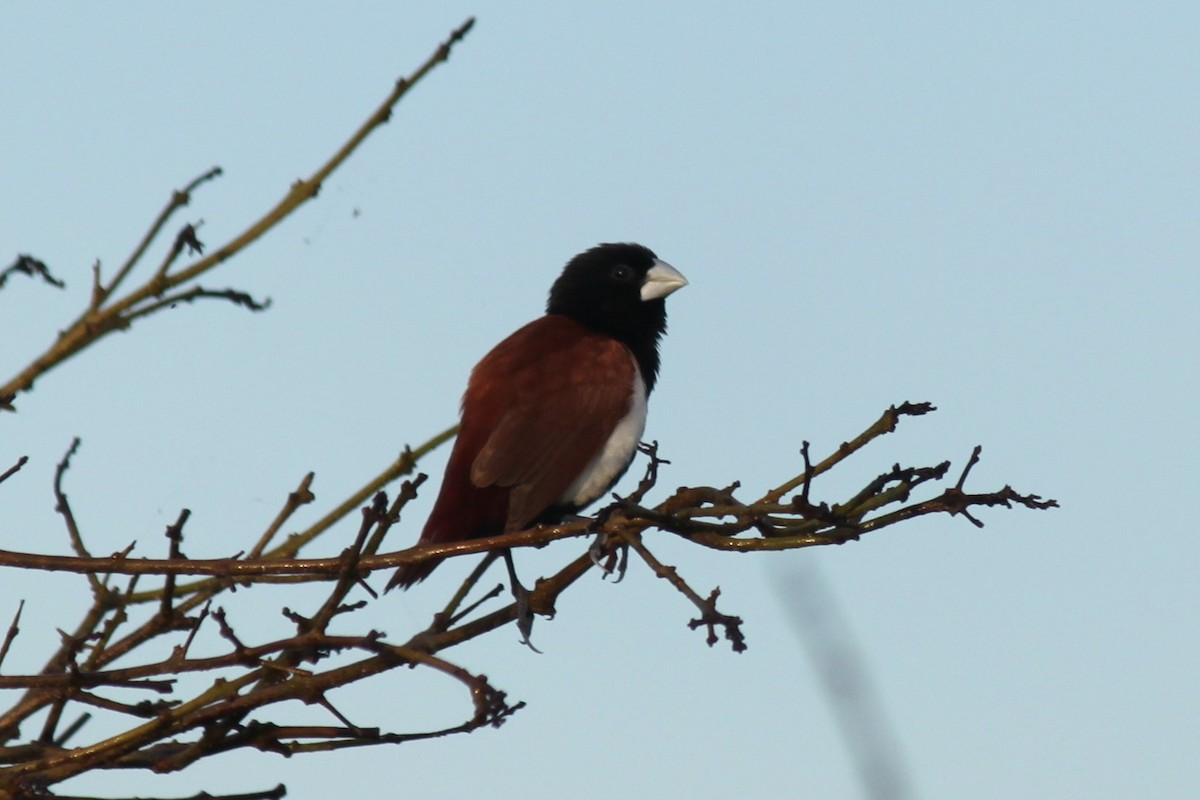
[640,259,689,301]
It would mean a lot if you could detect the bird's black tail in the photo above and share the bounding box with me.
[384,559,441,592]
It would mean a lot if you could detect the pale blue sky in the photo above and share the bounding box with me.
[2,3,1197,799]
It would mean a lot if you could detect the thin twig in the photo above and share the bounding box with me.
[0,456,28,486]
[760,401,936,503]
[0,601,24,671]
[100,167,224,305]
[620,532,747,652]
[51,438,103,597]
[124,285,271,322]
[0,254,65,290]
[248,472,316,559]
[158,510,191,622]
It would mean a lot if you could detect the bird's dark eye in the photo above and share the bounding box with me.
[611,264,634,282]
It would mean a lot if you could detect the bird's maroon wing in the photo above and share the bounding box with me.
[469,316,637,531]
[387,316,636,590]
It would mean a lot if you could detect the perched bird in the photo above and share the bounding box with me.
[387,243,687,592]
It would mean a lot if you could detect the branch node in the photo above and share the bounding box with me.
[686,587,748,653]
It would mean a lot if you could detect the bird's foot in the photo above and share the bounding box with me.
[588,532,629,582]
[502,548,543,653]
[510,578,543,654]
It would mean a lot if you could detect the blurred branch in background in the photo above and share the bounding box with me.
[775,560,915,800]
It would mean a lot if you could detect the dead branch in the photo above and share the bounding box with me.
[0,17,476,413]
[0,397,1057,796]
[0,255,65,291]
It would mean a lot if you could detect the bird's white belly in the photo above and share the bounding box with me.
[560,369,647,509]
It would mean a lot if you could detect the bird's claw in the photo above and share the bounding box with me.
[588,532,629,583]
[588,533,607,568]
[510,579,542,654]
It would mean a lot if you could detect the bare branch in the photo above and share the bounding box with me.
[0,254,65,291]
[101,167,224,305]
[0,399,1056,795]
[51,438,104,598]
[0,17,476,411]
[760,401,936,503]
[0,457,27,487]
[158,510,191,622]
[0,602,23,672]
[248,473,316,559]
[122,285,271,323]
[622,532,747,652]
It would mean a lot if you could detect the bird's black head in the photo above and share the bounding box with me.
[547,243,687,392]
